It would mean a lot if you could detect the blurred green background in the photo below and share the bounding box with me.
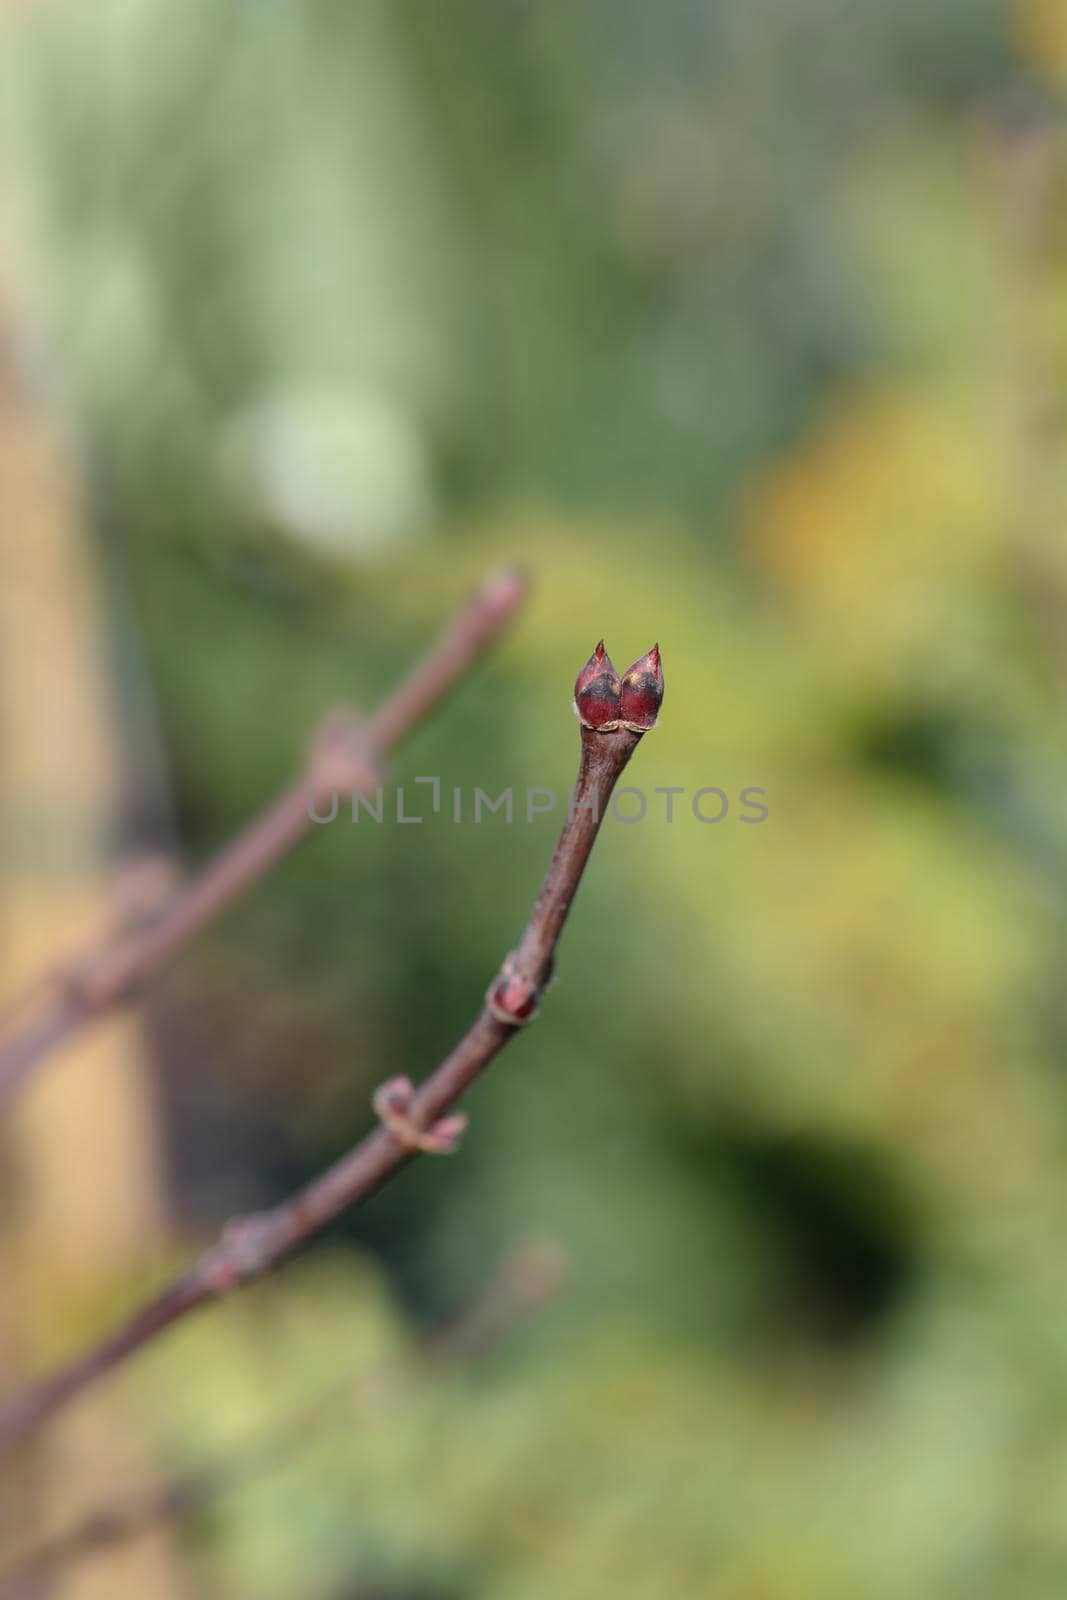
[4,0,1067,1596]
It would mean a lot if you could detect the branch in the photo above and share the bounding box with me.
[0,640,663,1459]
[0,569,527,1105]
[0,1240,567,1598]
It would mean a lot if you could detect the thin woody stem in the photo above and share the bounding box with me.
[0,569,527,1106]
[0,1240,567,1599]
[512,726,638,981]
[0,714,651,1459]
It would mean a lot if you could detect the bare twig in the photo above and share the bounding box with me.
[0,570,527,1105]
[0,1240,567,1599]
[0,641,661,1458]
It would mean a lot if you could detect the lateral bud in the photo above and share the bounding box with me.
[372,1075,468,1155]
[619,644,663,732]
[487,955,540,1026]
[573,640,622,731]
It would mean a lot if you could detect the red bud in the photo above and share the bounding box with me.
[487,959,540,1025]
[573,640,622,731]
[619,645,663,732]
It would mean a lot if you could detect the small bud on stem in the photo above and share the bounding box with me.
[487,955,540,1025]
[373,1076,469,1155]
[573,640,622,731]
[620,644,664,732]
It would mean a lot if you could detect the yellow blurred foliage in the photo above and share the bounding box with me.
[745,385,1003,612]
[1013,0,1067,82]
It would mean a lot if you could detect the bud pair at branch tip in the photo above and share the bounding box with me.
[574,640,663,733]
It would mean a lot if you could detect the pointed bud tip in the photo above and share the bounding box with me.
[576,640,617,678]
[623,643,663,680]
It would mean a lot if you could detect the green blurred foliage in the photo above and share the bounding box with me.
[7,0,1067,1595]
